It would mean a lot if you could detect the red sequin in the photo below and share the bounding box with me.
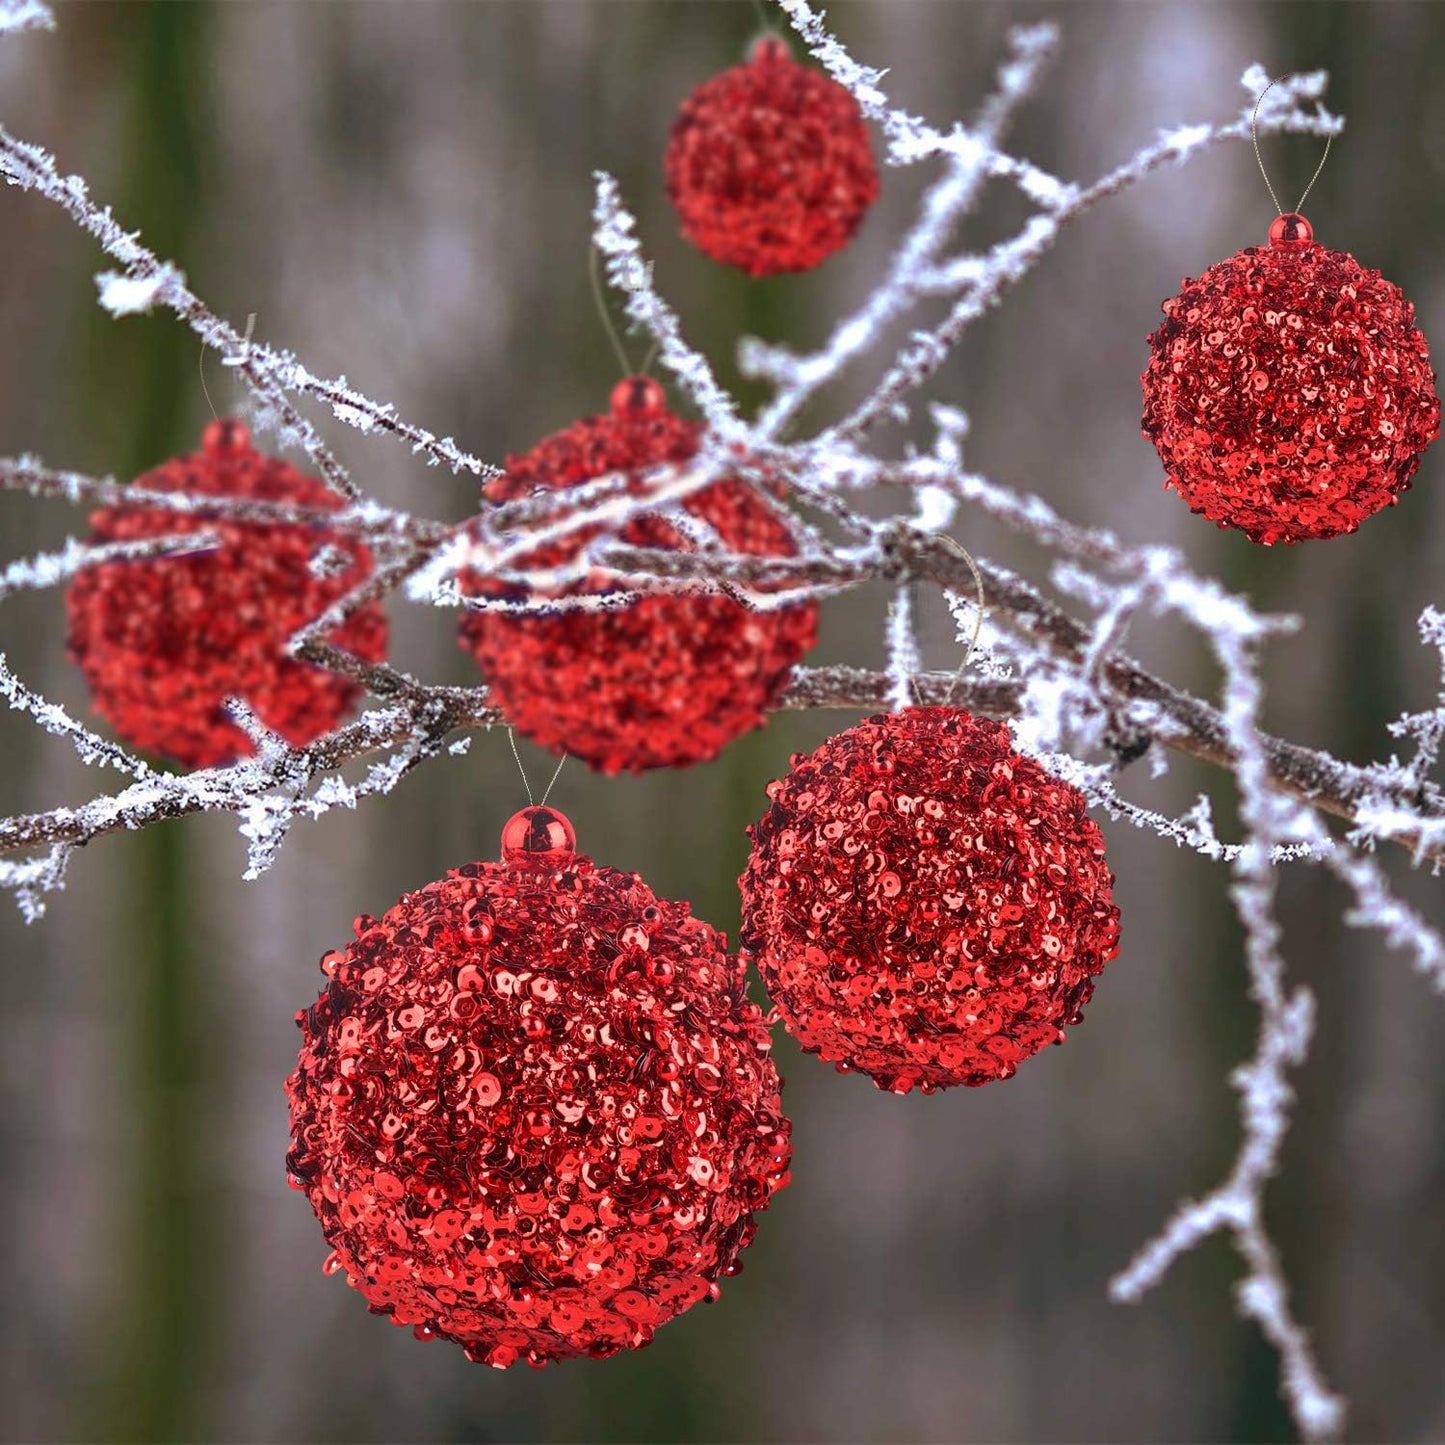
[65,420,388,768]
[459,380,818,774]
[1142,216,1440,544]
[664,35,879,276]
[739,708,1121,1094]
[286,806,792,1368]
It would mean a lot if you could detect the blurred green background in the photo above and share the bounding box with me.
[1,2,1443,1441]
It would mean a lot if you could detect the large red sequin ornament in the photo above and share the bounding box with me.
[664,35,879,276]
[286,805,792,1368]
[65,419,388,768]
[739,707,1121,1094]
[1142,212,1440,544]
[459,378,818,773]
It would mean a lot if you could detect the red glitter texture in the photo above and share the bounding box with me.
[739,708,1121,1094]
[1142,214,1440,544]
[664,36,879,276]
[459,378,817,774]
[286,806,792,1368]
[65,420,388,768]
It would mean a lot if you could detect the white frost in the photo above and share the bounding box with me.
[95,264,183,316]
[0,0,53,33]
[0,11,1432,1439]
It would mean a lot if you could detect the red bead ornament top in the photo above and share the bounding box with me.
[739,708,1121,1094]
[65,420,388,768]
[286,805,792,1368]
[665,34,879,276]
[499,804,577,866]
[1142,214,1440,544]
[459,379,818,774]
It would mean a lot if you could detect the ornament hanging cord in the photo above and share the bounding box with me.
[199,342,219,422]
[1251,76,1333,216]
[900,532,986,707]
[508,727,567,808]
[588,242,659,379]
[940,533,986,705]
[198,311,257,424]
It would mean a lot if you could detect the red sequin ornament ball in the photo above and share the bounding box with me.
[665,35,879,276]
[286,805,792,1368]
[65,419,388,768]
[739,707,1121,1094]
[459,377,818,773]
[1142,212,1440,544]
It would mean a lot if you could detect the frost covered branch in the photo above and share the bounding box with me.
[1109,627,1345,1442]
[0,0,53,35]
[0,127,497,492]
[0,8,1440,1437]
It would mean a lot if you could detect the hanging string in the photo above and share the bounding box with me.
[588,241,635,379]
[508,726,568,809]
[200,312,257,422]
[1251,76,1333,216]
[199,341,219,421]
[539,752,567,806]
[938,533,987,706]
[507,727,535,806]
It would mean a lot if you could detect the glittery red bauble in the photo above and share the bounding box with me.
[739,708,1121,1094]
[459,378,817,774]
[1142,213,1440,544]
[664,35,879,276]
[65,420,388,768]
[286,805,792,1368]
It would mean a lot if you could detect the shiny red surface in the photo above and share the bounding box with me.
[739,707,1121,1094]
[500,805,578,866]
[664,35,878,276]
[1142,219,1439,544]
[286,825,791,1368]
[459,382,817,773]
[65,421,387,767]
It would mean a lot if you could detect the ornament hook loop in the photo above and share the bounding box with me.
[935,533,986,705]
[507,727,567,808]
[1251,75,1333,218]
[589,242,660,381]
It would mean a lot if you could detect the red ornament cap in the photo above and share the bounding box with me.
[609,375,666,419]
[201,416,253,457]
[500,805,577,867]
[1268,211,1314,248]
[749,34,791,64]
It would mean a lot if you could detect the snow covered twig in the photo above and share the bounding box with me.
[0,9,1439,1438]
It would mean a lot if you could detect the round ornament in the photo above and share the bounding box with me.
[66,419,388,768]
[286,804,792,1368]
[664,35,879,276]
[739,707,1121,1094]
[1141,211,1440,544]
[459,377,818,774]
